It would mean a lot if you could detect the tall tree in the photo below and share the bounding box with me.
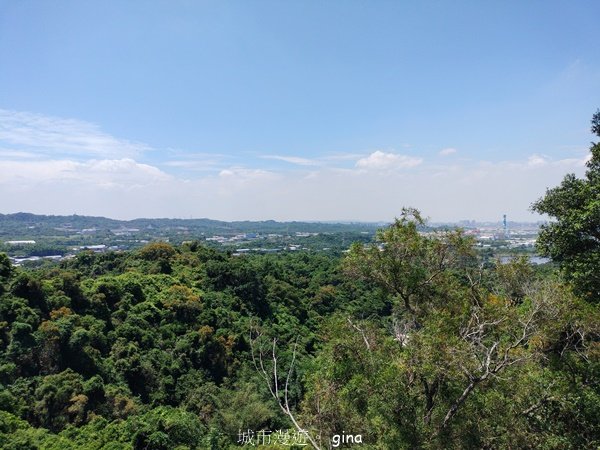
[343,207,477,318]
[532,110,600,302]
[0,253,12,294]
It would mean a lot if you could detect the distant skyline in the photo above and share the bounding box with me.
[0,1,598,222]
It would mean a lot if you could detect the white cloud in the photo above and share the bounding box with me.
[0,108,591,222]
[218,167,278,181]
[355,150,423,170]
[261,155,319,166]
[163,159,223,171]
[439,147,457,156]
[527,154,548,167]
[0,158,170,188]
[320,152,364,162]
[525,153,588,168]
[0,109,150,158]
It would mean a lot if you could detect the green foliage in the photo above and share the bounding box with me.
[303,212,600,449]
[0,241,346,447]
[136,242,177,274]
[0,219,597,448]
[344,207,477,317]
[592,108,600,137]
[0,253,12,285]
[532,110,600,302]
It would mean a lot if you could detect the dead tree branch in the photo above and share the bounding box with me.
[440,299,544,431]
[250,329,322,450]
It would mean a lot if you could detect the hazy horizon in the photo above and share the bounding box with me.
[0,210,546,226]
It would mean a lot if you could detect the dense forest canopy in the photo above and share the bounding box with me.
[0,225,597,449]
[0,115,599,449]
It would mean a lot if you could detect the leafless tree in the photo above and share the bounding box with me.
[250,329,322,450]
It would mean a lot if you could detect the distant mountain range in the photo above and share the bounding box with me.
[0,212,383,236]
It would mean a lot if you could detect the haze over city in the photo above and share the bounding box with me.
[0,1,598,221]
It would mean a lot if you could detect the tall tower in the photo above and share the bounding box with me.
[503,214,507,238]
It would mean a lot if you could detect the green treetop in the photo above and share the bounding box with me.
[532,109,600,302]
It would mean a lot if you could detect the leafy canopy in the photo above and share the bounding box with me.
[532,109,600,302]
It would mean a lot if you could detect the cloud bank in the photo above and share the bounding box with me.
[0,108,590,222]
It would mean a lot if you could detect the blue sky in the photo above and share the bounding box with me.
[0,1,598,221]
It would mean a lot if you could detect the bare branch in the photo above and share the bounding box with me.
[348,318,371,351]
[440,298,544,431]
[249,329,322,450]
